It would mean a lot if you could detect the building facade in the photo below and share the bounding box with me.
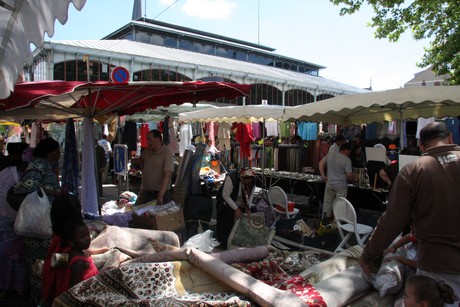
[29,10,368,107]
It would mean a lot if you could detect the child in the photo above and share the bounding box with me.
[404,275,457,307]
[384,231,418,270]
[42,194,84,304]
[60,219,99,293]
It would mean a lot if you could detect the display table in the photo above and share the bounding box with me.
[254,169,388,215]
[254,168,323,198]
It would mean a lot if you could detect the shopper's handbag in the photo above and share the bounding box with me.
[14,187,52,239]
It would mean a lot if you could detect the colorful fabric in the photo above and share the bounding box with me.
[13,158,60,196]
[233,260,326,306]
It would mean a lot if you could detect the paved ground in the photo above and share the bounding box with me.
[1,182,382,305]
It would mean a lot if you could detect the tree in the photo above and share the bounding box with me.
[330,0,460,84]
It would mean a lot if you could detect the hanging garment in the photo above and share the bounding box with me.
[217,122,232,151]
[168,119,179,154]
[163,116,170,145]
[416,117,435,139]
[179,123,193,157]
[140,123,149,148]
[279,122,291,138]
[235,123,254,159]
[121,120,137,153]
[265,121,278,137]
[61,119,80,196]
[252,122,261,139]
[446,117,460,145]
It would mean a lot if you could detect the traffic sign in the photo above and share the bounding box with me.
[111,66,130,83]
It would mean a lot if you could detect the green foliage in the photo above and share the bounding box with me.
[330,0,460,84]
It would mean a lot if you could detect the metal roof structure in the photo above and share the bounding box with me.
[42,39,368,97]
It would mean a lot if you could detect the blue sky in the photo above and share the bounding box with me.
[46,0,430,91]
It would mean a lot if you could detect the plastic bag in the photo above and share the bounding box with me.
[14,187,52,238]
[182,229,219,253]
[365,238,406,297]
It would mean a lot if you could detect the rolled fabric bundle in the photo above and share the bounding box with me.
[210,246,269,264]
[314,265,372,306]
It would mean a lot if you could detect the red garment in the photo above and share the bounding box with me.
[140,123,149,148]
[235,123,254,159]
[42,235,71,303]
[59,255,99,296]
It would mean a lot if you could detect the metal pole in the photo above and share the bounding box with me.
[261,118,265,190]
[400,109,404,149]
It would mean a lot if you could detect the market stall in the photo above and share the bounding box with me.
[283,85,460,148]
[179,104,288,182]
[0,80,251,214]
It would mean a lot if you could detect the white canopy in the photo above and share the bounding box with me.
[129,103,219,122]
[179,104,287,123]
[0,0,87,99]
[283,85,460,125]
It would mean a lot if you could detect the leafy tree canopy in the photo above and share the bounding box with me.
[330,0,460,84]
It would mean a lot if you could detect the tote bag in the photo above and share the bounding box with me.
[14,187,52,239]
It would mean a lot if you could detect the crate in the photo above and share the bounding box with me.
[132,209,185,231]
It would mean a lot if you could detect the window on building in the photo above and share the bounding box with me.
[53,60,113,82]
[203,44,215,55]
[163,36,177,48]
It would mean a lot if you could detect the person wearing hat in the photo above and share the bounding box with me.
[0,142,31,297]
[215,167,256,249]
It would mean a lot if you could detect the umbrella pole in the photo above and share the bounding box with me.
[400,110,404,149]
[261,119,266,190]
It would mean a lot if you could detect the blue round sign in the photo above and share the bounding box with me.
[111,66,130,83]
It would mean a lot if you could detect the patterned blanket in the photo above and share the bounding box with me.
[53,247,309,306]
[53,261,250,306]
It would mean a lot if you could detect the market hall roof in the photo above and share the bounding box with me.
[41,39,368,97]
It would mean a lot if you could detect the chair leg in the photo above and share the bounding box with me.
[356,233,371,247]
[334,233,352,253]
[270,215,281,230]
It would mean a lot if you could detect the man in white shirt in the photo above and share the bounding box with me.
[319,142,355,222]
[98,134,112,183]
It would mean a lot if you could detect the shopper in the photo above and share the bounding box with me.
[135,129,174,206]
[359,122,460,307]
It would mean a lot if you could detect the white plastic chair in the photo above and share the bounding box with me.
[332,197,374,253]
[267,186,299,228]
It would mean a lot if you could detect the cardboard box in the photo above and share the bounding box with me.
[132,209,185,231]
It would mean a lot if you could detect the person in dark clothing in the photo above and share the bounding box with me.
[359,122,460,305]
[215,167,256,249]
